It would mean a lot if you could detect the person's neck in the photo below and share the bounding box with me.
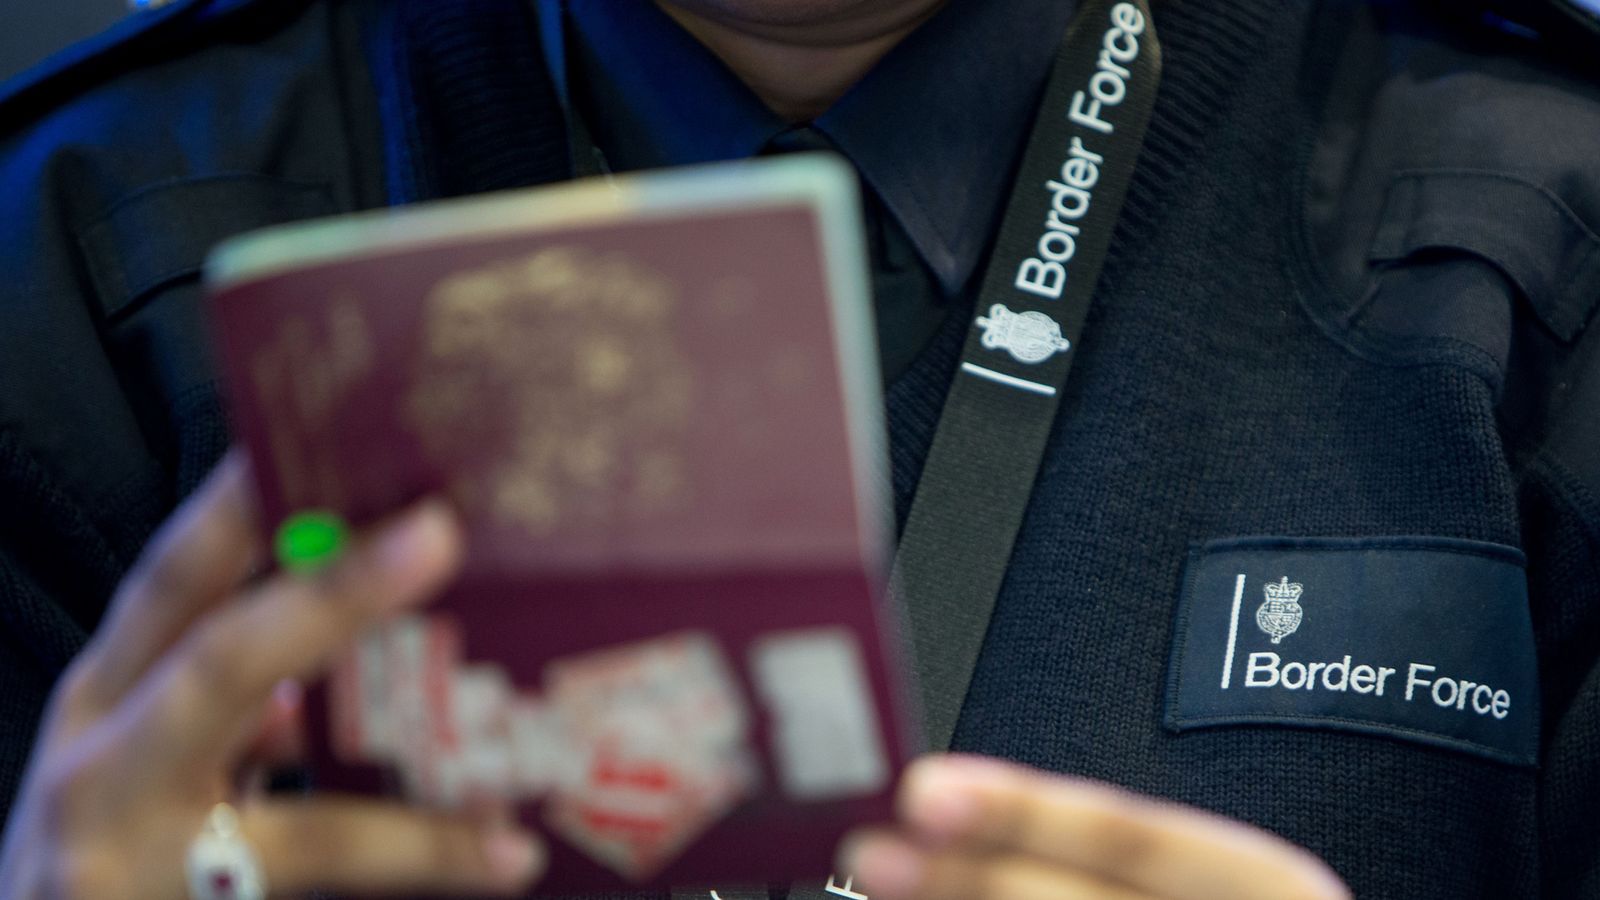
[654,1,949,123]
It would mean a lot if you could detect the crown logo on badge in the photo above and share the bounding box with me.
[975,303,1072,364]
[1255,576,1304,644]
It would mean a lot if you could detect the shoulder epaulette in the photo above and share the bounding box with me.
[0,0,312,134]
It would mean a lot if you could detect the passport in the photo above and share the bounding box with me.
[204,156,919,892]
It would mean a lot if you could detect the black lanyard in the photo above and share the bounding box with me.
[543,2,1161,896]
[539,0,1162,753]
[891,0,1161,750]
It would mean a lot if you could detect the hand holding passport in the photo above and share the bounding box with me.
[205,155,918,892]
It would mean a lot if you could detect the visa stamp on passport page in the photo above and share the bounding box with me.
[205,156,917,891]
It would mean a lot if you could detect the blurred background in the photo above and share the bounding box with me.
[3,0,127,82]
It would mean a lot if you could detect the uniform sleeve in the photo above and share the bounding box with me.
[0,0,374,820]
[0,428,137,821]
[1520,347,1600,899]
[0,120,173,823]
[0,68,232,824]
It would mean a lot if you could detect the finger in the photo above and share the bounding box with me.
[232,682,306,801]
[244,796,544,897]
[894,756,1349,900]
[130,498,463,767]
[80,451,264,707]
[238,680,306,771]
[839,831,1152,900]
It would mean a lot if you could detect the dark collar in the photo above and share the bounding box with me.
[546,0,1078,296]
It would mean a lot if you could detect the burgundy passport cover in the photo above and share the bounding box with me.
[205,159,918,893]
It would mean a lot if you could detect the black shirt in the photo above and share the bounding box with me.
[546,0,1078,380]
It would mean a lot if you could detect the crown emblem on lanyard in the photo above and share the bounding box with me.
[975,303,1073,364]
[1255,577,1304,644]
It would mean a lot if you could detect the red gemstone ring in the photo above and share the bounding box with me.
[184,804,266,900]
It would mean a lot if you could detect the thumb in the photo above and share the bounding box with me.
[243,797,546,897]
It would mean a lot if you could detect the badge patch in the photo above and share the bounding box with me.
[1165,536,1538,766]
[975,304,1072,363]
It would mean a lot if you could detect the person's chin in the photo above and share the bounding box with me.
[655,0,945,37]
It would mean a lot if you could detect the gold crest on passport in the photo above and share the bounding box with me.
[406,245,694,536]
